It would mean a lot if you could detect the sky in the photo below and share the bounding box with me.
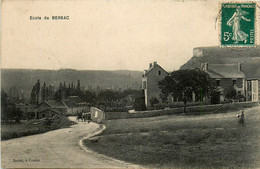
[1,0,259,72]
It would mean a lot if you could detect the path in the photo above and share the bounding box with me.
[1,117,140,168]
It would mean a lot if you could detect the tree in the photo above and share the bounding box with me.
[35,79,41,105]
[97,90,120,103]
[1,90,9,122]
[149,97,159,107]
[223,86,237,101]
[41,82,47,102]
[1,90,22,123]
[133,90,146,111]
[30,85,37,104]
[76,79,81,91]
[158,69,214,113]
[81,91,96,104]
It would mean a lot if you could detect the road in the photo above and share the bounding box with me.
[1,117,140,168]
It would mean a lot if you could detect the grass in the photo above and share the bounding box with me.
[84,106,260,168]
[1,116,76,140]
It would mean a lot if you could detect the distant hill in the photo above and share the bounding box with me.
[180,46,260,79]
[1,69,143,98]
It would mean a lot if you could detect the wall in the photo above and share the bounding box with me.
[39,109,59,119]
[36,103,51,113]
[104,102,259,120]
[218,78,243,91]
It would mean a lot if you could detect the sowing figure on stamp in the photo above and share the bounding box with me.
[227,6,251,44]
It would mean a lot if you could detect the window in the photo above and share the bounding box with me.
[158,70,161,75]
[216,80,220,86]
[233,80,237,85]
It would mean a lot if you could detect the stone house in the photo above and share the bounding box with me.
[58,96,90,115]
[142,61,248,108]
[36,101,58,113]
[36,101,59,118]
[200,62,246,102]
[15,103,36,119]
[36,97,89,118]
[39,108,62,119]
[142,62,168,107]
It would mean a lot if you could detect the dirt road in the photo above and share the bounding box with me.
[1,117,140,168]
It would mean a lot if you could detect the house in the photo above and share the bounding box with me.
[15,103,36,119]
[142,61,247,108]
[36,96,90,118]
[246,79,259,102]
[55,96,90,115]
[142,62,168,107]
[36,100,59,118]
[36,100,58,112]
[200,62,246,102]
[119,93,140,110]
[39,108,62,119]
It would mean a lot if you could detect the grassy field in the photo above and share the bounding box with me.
[84,106,260,168]
[1,116,76,140]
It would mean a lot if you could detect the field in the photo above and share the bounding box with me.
[84,106,260,168]
[1,116,76,140]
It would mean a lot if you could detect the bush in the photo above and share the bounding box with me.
[149,97,159,107]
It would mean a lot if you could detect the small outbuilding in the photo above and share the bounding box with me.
[39,108,62,119]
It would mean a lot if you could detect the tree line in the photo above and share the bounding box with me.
[29,79,146,111]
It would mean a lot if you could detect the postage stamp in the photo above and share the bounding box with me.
[220,2,256,47]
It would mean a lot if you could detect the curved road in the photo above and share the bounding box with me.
[1,117,140,168]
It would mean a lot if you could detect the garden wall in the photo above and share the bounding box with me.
[104,101,259,120]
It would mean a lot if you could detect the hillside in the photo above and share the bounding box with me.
[180,46,260,79]
[1,69,143,98]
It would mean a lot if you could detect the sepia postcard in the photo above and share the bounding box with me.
[1,0,260,168]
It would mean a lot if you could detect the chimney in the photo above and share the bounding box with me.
[204,62,208,71]
[149,63,152,68]
[238,62,241,71]
[153,61,157,66]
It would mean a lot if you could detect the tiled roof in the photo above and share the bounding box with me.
[202,63,245,79]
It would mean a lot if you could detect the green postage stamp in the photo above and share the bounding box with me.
[221,3,256,47]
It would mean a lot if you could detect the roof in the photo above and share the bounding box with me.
[54,101,69,108]
[61,97,87,108]
[37,100,58,108]
[37,97,88,109]
[202,63,245,79]
[246,78,260,81]
[144,63,168,76]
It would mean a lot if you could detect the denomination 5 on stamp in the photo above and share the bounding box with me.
[221,3,256,47]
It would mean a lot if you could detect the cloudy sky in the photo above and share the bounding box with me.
[1,0,259,71]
